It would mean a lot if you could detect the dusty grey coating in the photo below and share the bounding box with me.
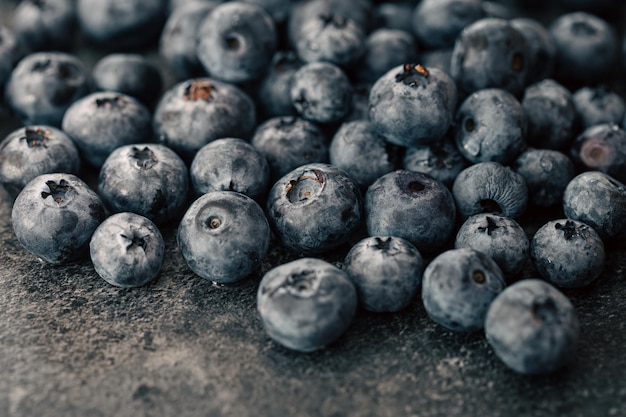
[422,248,506,332]
[62,91,153,167]
[485,279,580,375]
[455,213,529,278]
[452,162,528,219]
[0,125,80,195]
[257,257,357,352]
[89,212,165,288]
[343,236,423,313]
[531,219,605,288]
[563,171,626,240]
[369,64,457,147]
[11,173,105,264]
[153,78,256,161]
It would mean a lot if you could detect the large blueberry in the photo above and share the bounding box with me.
[13,0,75,52]
[369,63,457,147]
[485,279,579,375]
[266,163,362,255]
[422,248,506,332]
[402,136,469,189]
[329,120,399,189]
[570,123,626,183]
[90,212,164,288]
[153,78,256,162]
[290,61,353,124]
[455,213,529,278]
[251,116,328,183]
[522,79,577,151]
[11,173,105,264]
[573,86,626,129]
[531,219,605,288]
[365,170,456,256]
[450,18,530,96]
[178,191,270,284]
[196,2,277,83]
[452,162,528,219]
[92,54,163,107]
[98,143,190,226]
[411,0,484,49]
[563,171,626,240]
[0,125,80,196]
[5,52,90,127]
[454,88,527,165]
[257,257,357,352]
[343,236,424,313]
[355,28,418,84]
[62,92,153,168]
[190,138,270,201]
[513,148,575,207]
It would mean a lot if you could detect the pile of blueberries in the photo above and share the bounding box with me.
[1,0,626,375]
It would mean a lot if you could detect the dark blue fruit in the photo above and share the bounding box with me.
[570,123,626,184]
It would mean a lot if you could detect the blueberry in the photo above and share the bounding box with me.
[422,248,506,332]
[485,279,579,375]
[531,219,605,288]
[257,257,357,352]
[153,78,256,162]
[450,18,530,96]
[266,163,362,255]
[570,123,626,183]
[455,213,529,278]
[196,1,277,83]
[89,212,164,288]
[365,170,456,256]
[562,171,626,240]
[419,48,453,76]
[62,92,153,168]
[190,138,270,200]
[159,1,220,80]
[411,0,484,50]
[329,120,399,189]
[255,51,302,119]
[454,88,527,165]
[549,11,617,87]
[0,26,27,97]
[403,136,469,189]
[5,51,90,127]
[76,0,167,49]
[251,116,328,183]
[368,63,457,147]
[11,173,105,264]
[343,236,424,313]
[293,12,366,69]
[513,148,576,207]
[92,54,163,106]
[355,28,419,85]
[178,191,270,284]
[290,61,353,124]
[13,0,75,52]
[522,79,578,151]
[573,86,626,129]
[98,143,190,226]
[452,162,528,219]
[374,1,415,33]
[0,125,80,196]
[510,18,556,84]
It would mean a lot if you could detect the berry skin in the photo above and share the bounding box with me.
[0,26,27,97]
[266,163,362,255]
[570,123,626,184]
[257,257,357,352]
[98,143,190,226]
[368,63,457,147]
[0,125,81,196]
[510,18,556,85]
[402,136,469,189]
[422,248,506,332]
[178,191,270,284]
[485,279,580,375]
[13,0,76,52]
[365,170,456,256]
[531,219,605,288]
[11,173,105,264]
[412,0,484,50]
[343,236,424,313]
[90,212,165,288]
[573,86,626,129]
